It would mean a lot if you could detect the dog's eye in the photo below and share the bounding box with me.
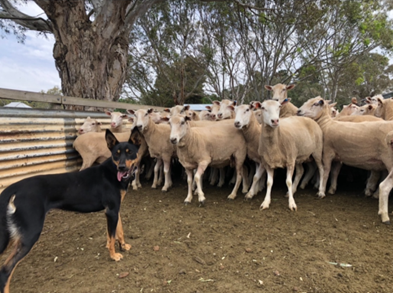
[126,149,129,153]
[117,150,120,154]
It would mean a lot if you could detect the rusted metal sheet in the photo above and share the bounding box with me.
[0,107,132,193]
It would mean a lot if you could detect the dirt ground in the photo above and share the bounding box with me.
[4,167,393,293]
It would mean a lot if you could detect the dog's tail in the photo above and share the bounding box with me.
[0,194,16,254]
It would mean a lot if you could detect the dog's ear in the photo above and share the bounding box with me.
[129,127,142,147]
[105,129,119,150]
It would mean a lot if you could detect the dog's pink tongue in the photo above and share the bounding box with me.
[117,171,127,181]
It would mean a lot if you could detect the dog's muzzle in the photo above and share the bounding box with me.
[117,163,137,182]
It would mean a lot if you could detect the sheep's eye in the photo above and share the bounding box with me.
[181,121,185,125]
[92,123,95,125]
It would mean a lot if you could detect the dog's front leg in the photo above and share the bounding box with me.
[105,209,123,261]
[116,213,131,251]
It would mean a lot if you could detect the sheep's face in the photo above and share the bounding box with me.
[297,97,326,119]
[206,101,220,120]
[261,100,281,127]
[133,109,151,132]
[265,83,295,102]
[78,117,101,134]
[217,99,235,120]
[106,111,127,129]
[168,115,189,145]
[234,105,252,129]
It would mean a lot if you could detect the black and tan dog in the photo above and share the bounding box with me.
[0,129,140,293]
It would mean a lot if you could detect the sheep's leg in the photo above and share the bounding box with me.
[260,166,274,210]
[151,158,162,189]
[291,163,304,195]
[161,158,172,192]
[285,164,297,211]
[314,158,325,198]
[327,161,342,194]
[320,153,334,196]
[299,162,317,189]
[365,171,381,196]
[145,158,154,180]
[209,168,218,185]
[79,156,97,171]
[132,160,142,190]
[184,169,194,204]
[242,165,250,194]
[227,163,243,200]
[194,163,209,205]
[245,163,266,200]
[217,167,226,187]
[378,168,393,224]
[157,163,164,186]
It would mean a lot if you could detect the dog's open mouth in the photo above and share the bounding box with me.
[117,165,137,182]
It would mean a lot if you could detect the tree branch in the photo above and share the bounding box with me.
[0,0,52,32]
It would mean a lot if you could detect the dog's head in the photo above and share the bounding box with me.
[105,129,140,182]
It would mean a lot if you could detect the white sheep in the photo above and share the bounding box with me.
[128,108,176,192]
[234,104,266,199]
[168,114,247,204]
[298,96,393,223]
[257,100,325,211]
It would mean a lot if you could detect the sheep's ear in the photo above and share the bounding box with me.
[128,117,134,123]
[318,99,324,106]
[378,97,384,106]
[265,85,273,91]
[105,111,112,116]
[253,102,262,109]
[105,129,119,151]
[121,114,128,119]
[286,84,296,91]
[182,105,190,112]
[147,108,154,114]
[228,105,235,111]
[163,108,170,112]
[206,106,212,110]
[161,117,170,122]
[232,100,237,106]
[249,103,255,110]
[329,102,337,107]
[213,100,220,105]
[127,109,135,115]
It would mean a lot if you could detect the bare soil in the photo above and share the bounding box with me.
[4,168,393,293]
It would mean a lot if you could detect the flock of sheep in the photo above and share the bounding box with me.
[73,84,393,224]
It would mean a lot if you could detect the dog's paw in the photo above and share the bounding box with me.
[121,243,132,251]
[111,253,123,261]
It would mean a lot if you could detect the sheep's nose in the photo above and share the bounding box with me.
[217,113,223,118]
[271,119,279,125]
[234,121,241,128]
[170,137,177,144]
[137,124,143,129]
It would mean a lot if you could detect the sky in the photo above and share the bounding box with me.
[0,2,60,93]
